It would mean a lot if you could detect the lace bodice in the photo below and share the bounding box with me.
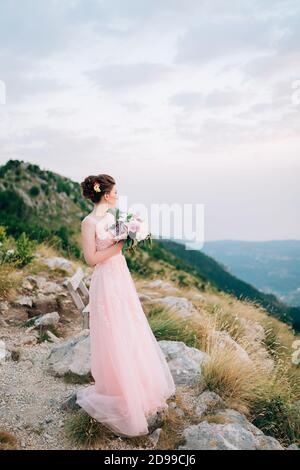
[85,214,116,251]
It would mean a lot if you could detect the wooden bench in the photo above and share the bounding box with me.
[66,267,90,329]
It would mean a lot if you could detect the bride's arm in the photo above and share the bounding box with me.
[81,218,124,267]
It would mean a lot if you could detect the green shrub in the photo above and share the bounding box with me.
[250,394,300,446]
[147,305,200,348]
[65,410,104,446]
[56,180,71,195]
[29,185,40,197]
[125,252,154,277]
[262,321,288,358]
[0,226,7,243]
[177,273,189,287]
[14,232,36,267]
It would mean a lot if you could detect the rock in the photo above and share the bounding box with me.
[239,318,265,343]
[48,334,209,389]
[30,294,58,317]
[146,280,180,293]
[140,291,161,299]
[21,359,33,370]
[189,292,205,302]
[138,294,153,302]
[158,340,209,387]
[147,407,169,433]
[3,306,28,324]
[287,443,300,450]
[178,407,285,450]
[210,409,264,436]
[43,257,73,273]
[168,401,185,416]
[255,434,284,450]
[178,421,258,450]
[195,391,225,417]
[46,330,60,343]
[209,331,251,363]
[34,311,60,327]
[25,275,47,289]
[154,296,196,318]
[47,330,91,378]
[0,316,8,327]
[0,300,10,314]
[21,279,34,290]
[21,335,38,346]
[24,275,63,294]
[149,428,162,446]
[14,296,33,307]
[41,282,64,295]
[178,418,283,450]
[60,392,80,411]
[0,340,11,362]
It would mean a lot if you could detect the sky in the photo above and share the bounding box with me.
[0,0,299,242]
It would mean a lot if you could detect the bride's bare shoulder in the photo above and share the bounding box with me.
[81,215,95,226]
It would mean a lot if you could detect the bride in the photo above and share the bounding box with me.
[76,173,176,437]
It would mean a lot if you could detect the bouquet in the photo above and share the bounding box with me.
[105,208,152,255]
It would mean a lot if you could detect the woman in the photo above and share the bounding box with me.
[76,174,176,437]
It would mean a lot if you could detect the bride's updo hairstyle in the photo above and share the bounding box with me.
[80,174,116,203]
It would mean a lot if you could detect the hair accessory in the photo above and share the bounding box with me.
[94,183,101,192]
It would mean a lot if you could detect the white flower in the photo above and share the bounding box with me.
[118,211,128,222]
[6,249,15,255]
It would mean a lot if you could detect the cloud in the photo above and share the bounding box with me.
[0,0,300,240]
[86,62,172,90]
[242,52,300,81]
[169,89,243,110]
[174,17,276,65]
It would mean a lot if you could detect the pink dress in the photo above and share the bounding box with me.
[76,213,176,437]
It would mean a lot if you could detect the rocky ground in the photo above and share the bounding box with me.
[0,255,299,450]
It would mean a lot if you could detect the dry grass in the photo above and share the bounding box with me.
[202,341,272,415]
[204,302,246,342]
[156,388,199,450]
[35,242,59,259]
[197,414,229,425]
[0,430,18,450]
[146,305,210,350]
[0,262,21,298]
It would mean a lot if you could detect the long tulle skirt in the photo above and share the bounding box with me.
[76,253,176,437]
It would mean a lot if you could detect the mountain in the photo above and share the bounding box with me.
[0,159,300,449]
[0,159,93,257]
[1,158,300,332]
[156,239,300,332]
[201,240,300,307]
